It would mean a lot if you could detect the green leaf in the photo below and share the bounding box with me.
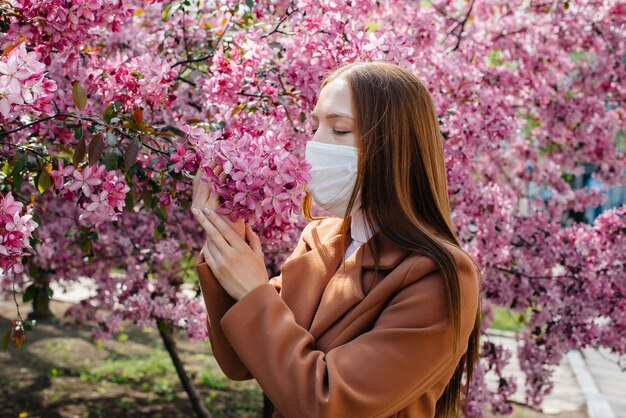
[36,168,52,194]
[246,0,254,8]
[154,223,165,240]
[72,81,88,111]
[12,158,25,192]
[125,191,135,212]
[103,103,116,124]
[46,285,54,298]
[102,150,120,171]
[142,189,153,207]
[13,158,26,174]
[162,3,172,19]
[78,238,92,253]
[2,329,10,352]
[28,263,40,278]
[88,133,105,166]
[299,111,306,123]
[105,132,118,147]
[73,136,86,166]
[22,284,36,303]
[156,203,167,222]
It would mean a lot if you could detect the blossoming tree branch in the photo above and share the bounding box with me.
[0,1,625,417]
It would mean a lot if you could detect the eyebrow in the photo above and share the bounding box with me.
[310,111,353,120]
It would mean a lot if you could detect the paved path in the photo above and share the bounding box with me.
[581,347,626,418]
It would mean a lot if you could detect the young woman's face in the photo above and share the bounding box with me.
[310,77,357,148]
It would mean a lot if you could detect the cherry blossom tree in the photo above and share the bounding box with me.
[1,0,625,416]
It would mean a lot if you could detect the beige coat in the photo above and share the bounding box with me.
[196,216,480,418]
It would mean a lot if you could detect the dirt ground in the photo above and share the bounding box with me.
[0,298,588,418]
[0,297,263,418]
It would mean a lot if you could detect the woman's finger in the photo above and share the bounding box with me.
[192,167,213,208]
[202,207,243,248]
[201,165,220,209]
[207,183,220,209]
[192,169,199,192]
[204,238,218,258]
[201,243,217,268]
[193,208,231,254]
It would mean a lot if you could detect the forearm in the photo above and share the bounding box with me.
[196,260,253,380]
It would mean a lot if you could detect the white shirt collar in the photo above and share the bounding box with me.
[350,207,378,244]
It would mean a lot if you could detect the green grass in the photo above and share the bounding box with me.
[77,346,233,396]
[79,349,171,385]
[489,305,525,332]
[197,369,230,390]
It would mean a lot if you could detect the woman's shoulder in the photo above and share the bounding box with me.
[400,241,480,298]
[397,243,480,336]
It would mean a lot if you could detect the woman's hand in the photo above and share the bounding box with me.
[192,161,245,240]
[192,206,269,301]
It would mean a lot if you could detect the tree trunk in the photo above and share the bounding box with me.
[27,283,54,321]
[157,317,212,418]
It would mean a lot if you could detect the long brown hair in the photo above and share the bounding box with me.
[302,61,483,418]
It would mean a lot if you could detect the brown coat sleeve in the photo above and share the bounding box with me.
[195,220,316,380]
[217,259,479,418]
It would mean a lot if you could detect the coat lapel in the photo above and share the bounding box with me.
[304,219,413,340]
[308,241,365,339]
[279,217,414,339]
[278,220,345,331]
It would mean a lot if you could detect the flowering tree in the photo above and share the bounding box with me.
[1,0,625,417]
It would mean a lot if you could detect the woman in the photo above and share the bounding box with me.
[191,61,482,418]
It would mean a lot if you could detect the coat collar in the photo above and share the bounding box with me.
[304,217,411,270]
[279,217,412,339]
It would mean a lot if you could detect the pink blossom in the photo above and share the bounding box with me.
[67,164,105,198]
[0,192,38,274]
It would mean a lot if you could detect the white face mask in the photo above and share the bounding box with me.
[304,140,361,218]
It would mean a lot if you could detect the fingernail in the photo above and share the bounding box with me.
[192,208,198,215]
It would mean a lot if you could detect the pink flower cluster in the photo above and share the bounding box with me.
[66,271,210,342]
[50,161,130,228]
[170,143,200,174]
[0,43,57,120]
[180,120,311,230]
[86,53,177,109]
[4,0,133,58]
[0,192,38,274]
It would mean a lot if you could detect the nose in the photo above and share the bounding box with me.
[312,127,331,144]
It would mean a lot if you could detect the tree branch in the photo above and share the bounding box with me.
[444,0,475,55]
